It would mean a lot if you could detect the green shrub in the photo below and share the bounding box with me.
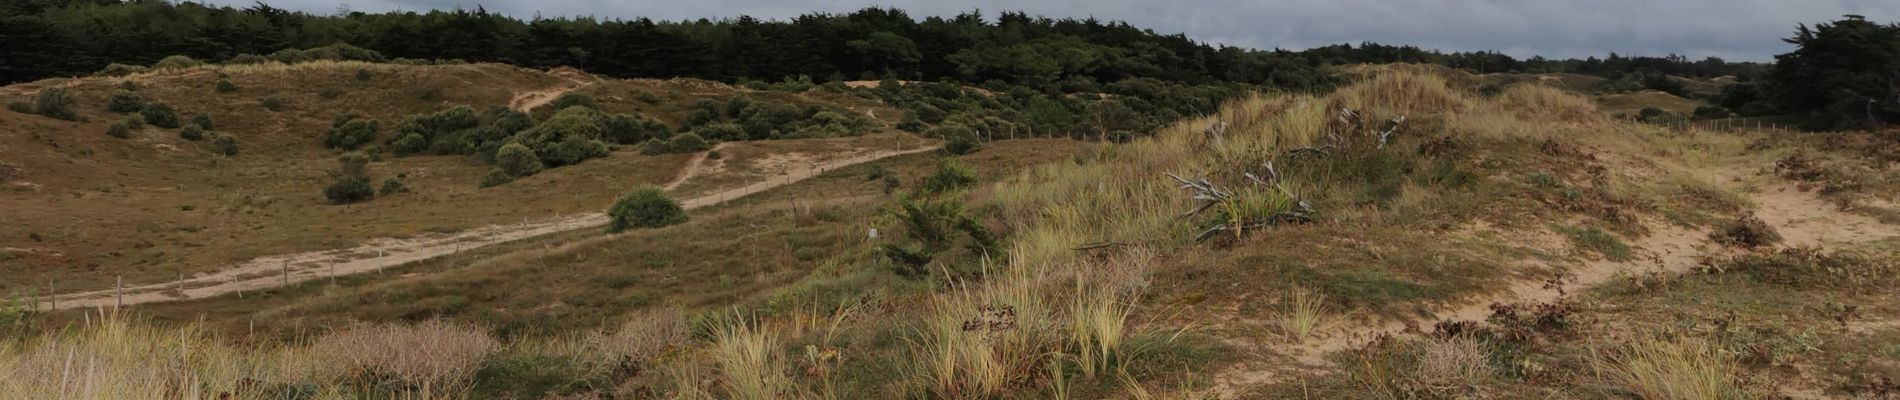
[266,43,386,64]
[379,177,408,195]
[5,102,28,114]
[943,135,981,155]
[896,117,925,132]
[354,68,373,82]
[117,81,138,91]
[724,96,752,118]
[324,175,374,204]
[547,135,610,166]
[139,102,181,128]
[479,169,515,188]
[179,124,207,141]
[691,123,745,141]
[919,159,977,194]
[214,78,239,93]
[495,143,544,177]
[190,113,214,130]
[106,90,143,113]
[211,133,239,156]
[1692,105,1733,119]
[152,55,203,70]
[642,132,710,155]
[97,63,149,77]
[546,93,597,111]
[224,54,267,65]
[602,114,670,144]
[607,186,687,232]
[259,95,286,112]
[634,91,660,104]
[30,87,79,120]
[121,114,146,130]
[106,122,132,138]
[684,108,720,128]
[337,153,371,177]
[323,116,380,150]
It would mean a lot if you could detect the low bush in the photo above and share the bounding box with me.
[545,93,597,112]
[259,95,286,112]
[691,123,745,141]
[641,133,710,155]
[29,87,79,120]
[602,114,670,144]
[121,114,145,130]
[223,53,267,64]
[266,43,386,64]
[943,135,981,155]
[152,55,203,70]
[215,78,239,93]
[1692,105,1733,119]
[1714,247,1896,289]
[479,169,515,188]
[139,102,181,128]
[106,90,143,113]
[105,122,132,138]
[324,175,374,204]
[918,159,978,194]
[495,143,544,177]
[1709,214,1780,249]
[96,63,149,77]
[5,102,30,113]
[607,186,687,232]
[211,133,239,156]
[379,177,408,195]
[355,68,373,82]
[324,115,380,150]
[178,124,207,141]
[190,113,214,130]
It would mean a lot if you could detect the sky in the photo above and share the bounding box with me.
[199,0,1900,62]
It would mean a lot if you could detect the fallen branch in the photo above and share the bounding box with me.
[1377,115,1406,149]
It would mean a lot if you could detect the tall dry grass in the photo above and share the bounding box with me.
[0,311,332,400]
[1589,336,1746,400]
[312,319,500,397]
[707,312,792,400]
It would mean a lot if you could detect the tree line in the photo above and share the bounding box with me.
[2,1,1761,89]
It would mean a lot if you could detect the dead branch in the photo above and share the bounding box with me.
[1377,115,1407,149]
[1203,121,1228,146]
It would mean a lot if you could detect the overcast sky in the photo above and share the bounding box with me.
[199,0,1899,62]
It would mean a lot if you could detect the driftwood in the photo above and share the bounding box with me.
[1167,160,1313,241]
[1377,115,1407,149]
[1203,121,1229,146]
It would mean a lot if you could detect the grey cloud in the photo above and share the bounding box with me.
[201,0,1900,61]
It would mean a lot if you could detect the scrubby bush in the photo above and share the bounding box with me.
[1636,107,1682,125]
[211,133,239,156]
[190,113,214,130]
[178,124,207,141]
[479,169,515,188]
[379,177,408,195]
[337,153,371,177]
[106,122,132,138]
[29,87,79,120]
[324,115,380,150]
[495,143,544,177]
[324,175,374,204]
[1710,214,1780,249]
[5,102,29,114]
[215,78,239,93]
[355,68,373,82]
[388,105,482,156]
[106,90,143,113]
[153,55,202,70]
[223,53,267,65]
[919,159,977,194]
[546,93,597,111]
[607,186,687,232]
[259,95,286,112]
[121,114,145,130]
[139,102,181,128]
[642,132,710,155]
[943,135,981,155]
[97,63,148,77]
[521,106,610,166]
[724,96,752,118]
[634,91,660,104]
[267,43,386,64]
[602,114,670,144]
[691,122,745,141]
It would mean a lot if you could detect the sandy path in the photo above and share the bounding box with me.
[1208,183,1900,396]
[662,144,726,190]
[508,70,594,112]
[39,145,941,311]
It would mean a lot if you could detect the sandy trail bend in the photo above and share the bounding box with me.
[1208,184,1900,396]
[40,145,941,311]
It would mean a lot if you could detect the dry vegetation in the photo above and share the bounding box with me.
[4,62,1898,399]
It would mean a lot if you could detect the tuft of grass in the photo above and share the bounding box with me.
[312,319,500,397]
[1556,224,1632,261]
[707,312,790,400]
[1277,287,1327,340]
[1589,336,1746,400]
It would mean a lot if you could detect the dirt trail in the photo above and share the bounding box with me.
[508,69,596,112]
[662,144,727,191]
[1208,183,1900,396]
[39,145,942,311]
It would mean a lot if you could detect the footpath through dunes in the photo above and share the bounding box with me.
[38,136,942,311]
